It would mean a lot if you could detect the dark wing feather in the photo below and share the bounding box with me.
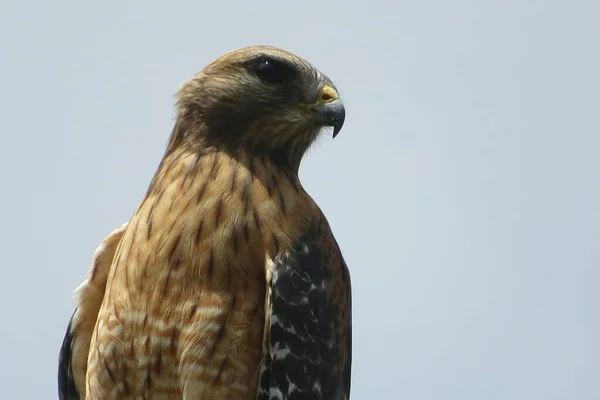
[58,313,80,400]
[258,216,352,399]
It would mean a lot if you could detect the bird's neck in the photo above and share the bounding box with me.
[143,147,316,263]
[163,109,313,174]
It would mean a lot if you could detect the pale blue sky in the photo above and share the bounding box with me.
[1,0,599,398]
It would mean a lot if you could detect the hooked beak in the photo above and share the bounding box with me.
[311,85,346,138]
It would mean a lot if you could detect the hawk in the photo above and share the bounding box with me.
[58,45,352,400]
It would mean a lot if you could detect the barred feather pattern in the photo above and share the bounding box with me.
[85,149,316,399]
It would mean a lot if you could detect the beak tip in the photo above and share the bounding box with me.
[311,98,345,138]
[332,126,341,138]
[326,100,345,139]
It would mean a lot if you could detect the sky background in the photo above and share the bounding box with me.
[1,0,599,398]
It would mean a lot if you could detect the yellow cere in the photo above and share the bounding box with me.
[317,85,339,104]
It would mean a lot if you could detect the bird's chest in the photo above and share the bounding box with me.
[97,233,267,398]
[96,202,277,397]
[94,155,312,398]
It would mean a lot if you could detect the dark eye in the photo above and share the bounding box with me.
[254,59,288,83]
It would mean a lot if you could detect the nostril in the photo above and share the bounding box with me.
[321,93,333,102]
[318,86,338,103]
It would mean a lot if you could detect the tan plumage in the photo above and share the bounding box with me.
[59,45,351,400]
[59,223,128,399]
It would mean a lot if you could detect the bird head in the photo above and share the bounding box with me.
[170,46,345,170]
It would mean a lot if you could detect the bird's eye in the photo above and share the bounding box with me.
[254,59,288,83]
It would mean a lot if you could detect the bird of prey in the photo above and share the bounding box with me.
[58,45,352,400]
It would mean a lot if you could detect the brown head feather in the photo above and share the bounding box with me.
[164,45,342,172]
